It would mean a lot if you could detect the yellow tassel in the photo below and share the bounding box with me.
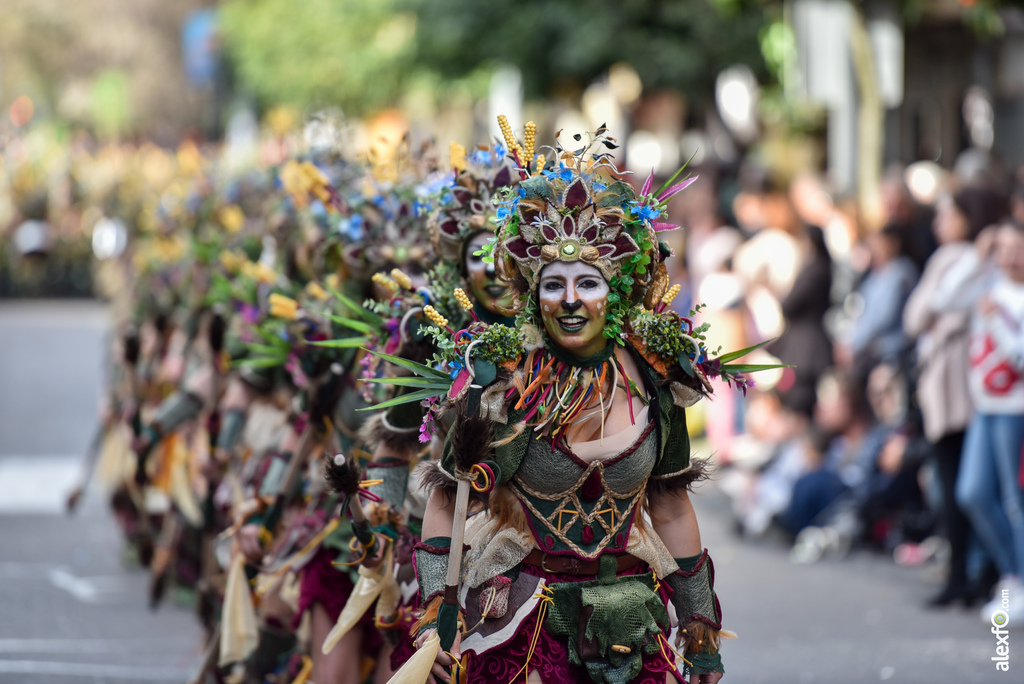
[290,655,313,684]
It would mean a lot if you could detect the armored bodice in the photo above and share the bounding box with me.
[510,417,658,560]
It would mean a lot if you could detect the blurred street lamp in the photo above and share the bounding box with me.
[608,62,643,105]
[627,130,679,177]
[92,217,128,260]
[715,66,759,145]
[904,161,946,206]
[488,65,523,142]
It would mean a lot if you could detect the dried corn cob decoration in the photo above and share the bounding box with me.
[497,115,517,156]
[523,121,536,164]
[453,288,473,312]
[661,284,681,307]
[423,305,449,330]
[306,281,329,301]
[268,293,299,320]
[390,268,413,291]
[449,142,467,172]
[372,272,399,292]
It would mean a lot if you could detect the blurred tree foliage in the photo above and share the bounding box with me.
[219,0,768,113]
[408,0,768,99]
[220,0,418,113]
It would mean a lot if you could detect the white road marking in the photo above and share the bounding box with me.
[0,659,190,680]
[46,568,100,603]
[0,454,81,514]
[0,638,165,654]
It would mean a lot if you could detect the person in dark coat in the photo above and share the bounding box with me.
[771,225,834,417]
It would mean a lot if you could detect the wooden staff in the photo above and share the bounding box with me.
[438,476,471,651]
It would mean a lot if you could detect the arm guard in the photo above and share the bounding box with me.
[151,390,203,435]
[413,536,451,606]
[216,408,246,454]
[665,549,724,675]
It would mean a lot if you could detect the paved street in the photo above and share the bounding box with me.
[0,302,201,684]
[0,301,1016,683]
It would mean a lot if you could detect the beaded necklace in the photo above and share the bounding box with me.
[508,340,642,446]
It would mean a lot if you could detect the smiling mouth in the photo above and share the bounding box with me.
[484,284,506,297]
[556,316,588,333]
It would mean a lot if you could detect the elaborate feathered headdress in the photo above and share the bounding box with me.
[491,121,696,311]
[429,142,519,268]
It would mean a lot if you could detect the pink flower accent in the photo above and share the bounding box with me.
[641,170,655,197]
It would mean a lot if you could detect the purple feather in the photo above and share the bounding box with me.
[656,176,698,201]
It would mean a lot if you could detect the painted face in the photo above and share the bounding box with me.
[538,261,609,358]
[465,231,514,314]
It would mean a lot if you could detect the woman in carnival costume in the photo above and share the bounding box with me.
[381,121,772,684]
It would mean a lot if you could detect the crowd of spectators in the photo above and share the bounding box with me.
[676,152,1024,626]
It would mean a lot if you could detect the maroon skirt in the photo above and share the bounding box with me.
[294,546,384,655]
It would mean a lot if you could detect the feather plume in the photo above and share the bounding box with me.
[646,457,711,496]
[323,456,362,497]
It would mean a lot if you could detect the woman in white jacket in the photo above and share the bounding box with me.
[930,216,1024,624]
[903,188,1004,607]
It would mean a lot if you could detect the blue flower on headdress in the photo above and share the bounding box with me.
[628,201,662,223]
[495,188,525,221]
[471,148,494,166]
[544,165,574,183]
[413,199,431,217]
[338,214,364,241]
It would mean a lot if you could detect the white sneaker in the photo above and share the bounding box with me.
[790,527,826,564]
[980,576,1024,625]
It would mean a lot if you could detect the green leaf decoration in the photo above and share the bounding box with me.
[309,337,371,349]
[653,149,698,198]
[234,356,287,369]
[357,388,445,411]
[325,314,376,335]
[520,175,555,202]
[326,285,385,327]
[365,376,452,390]
[245,342,290,356]
[715,339,775,365]
[596,180,636,207]
[367,350,451,380]
[721,363,792,373]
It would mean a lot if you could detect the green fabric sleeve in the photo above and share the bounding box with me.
[651,389,691,477]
